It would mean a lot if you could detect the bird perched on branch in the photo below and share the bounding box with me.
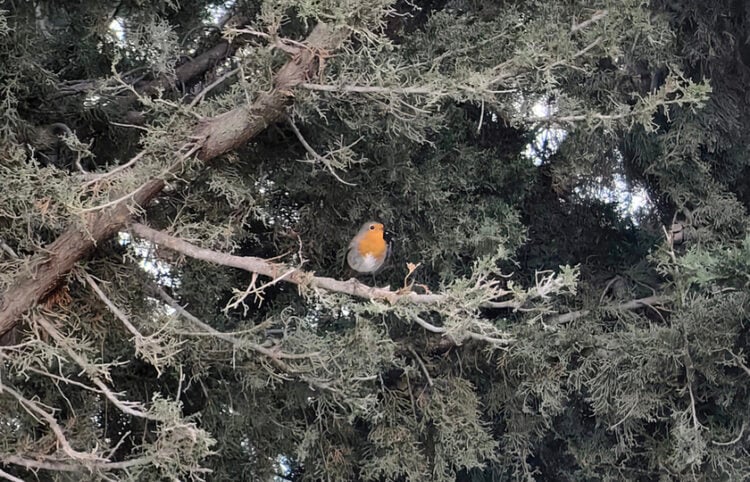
[346,221,393,274]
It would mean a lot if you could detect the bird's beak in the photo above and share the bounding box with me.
[384,230,395,243]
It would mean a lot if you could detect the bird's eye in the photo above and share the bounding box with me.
[369,224,375,230]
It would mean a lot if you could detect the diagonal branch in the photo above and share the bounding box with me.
[548,295,669,324]
[129,223,512,349]
[130,223,463,306]
[0,383,105,464]
[55,15,250,100]
[2,453,153,474]
[131,224,671,346]
[0,23,344,341]
[155,285,320,360]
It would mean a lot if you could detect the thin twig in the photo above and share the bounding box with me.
[0,239,18,258]
[230,28,306,54]
[82,151,146,188]
[608,400,639,430]
[78,142,199,213]
[549,295,669,324]
[33,315,158,421]
[408,347,433,387]
[82,271,180,376]
[285,116,355,186]
[155,285,319,360]
[570,9,609,33]
[0,383,104,463]
[712,422,745,446]
[83,272,141,338]
[476,99,485,134]
[300,82,441,95]
[109,122,149,132]
[0,468,24,482]
[189,67,240,108]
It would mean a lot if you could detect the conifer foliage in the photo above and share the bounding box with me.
[0,0,749,480]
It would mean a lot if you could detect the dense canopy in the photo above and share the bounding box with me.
[1,0,750,480]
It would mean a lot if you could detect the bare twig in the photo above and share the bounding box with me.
[83,272,141,339]
[79,145,199,213]
[82,151,146,188]
[229,28,307,54]
[686,377,702,431]
[33,315,158,421]
[226,268,297,312]
[0,239,18,258]
[728,350,750,378]
[0,467,26,482]
[712,422,745,446]
[285,116,355,186]
[570,9,609,33]
[155,285,319,360]
[412,315,513,346]
[0,383,104,463]
[108,122,150,132]
[82,272,180,375]
[300,83,441,95]
[188,67,240,108]
[548,295,669,324]
[408,347,433,387]
[608,400,639,430]
[477,99,485,134]
[301,82,516,97]
[681,331,703,431]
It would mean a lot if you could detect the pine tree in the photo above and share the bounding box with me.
[1,0,749,480]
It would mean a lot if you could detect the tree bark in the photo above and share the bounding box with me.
[0,23,341,340]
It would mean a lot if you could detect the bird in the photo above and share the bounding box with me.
[346,221,393,274]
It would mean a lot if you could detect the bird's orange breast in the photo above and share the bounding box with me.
[358,231,387,258]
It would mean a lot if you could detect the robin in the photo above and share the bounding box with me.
[346,221,393,274]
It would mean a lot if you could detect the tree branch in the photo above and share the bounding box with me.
[0,383,105,464]
[285,115,356,185]
[131,223,465,306]
[2,453,152,473]
[33,315,158,421]
[0,23,344,341]
[154,285,320,360]
[55,15,249,100]
[0,468,24,482]
[193,23,346,160]
[548,295,669,324]
[129,223,515,346]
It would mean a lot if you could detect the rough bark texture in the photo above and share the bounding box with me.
[193,23,340,160]
[0,23,340,340]
[0,180,165,340]
[137,40,234,96]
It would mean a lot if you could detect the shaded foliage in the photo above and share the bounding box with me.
[1,0,750,481]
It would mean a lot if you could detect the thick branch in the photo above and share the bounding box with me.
[56,15,250,100]
[0,23,342,340]
[2,454,152,473]
[138,40,234,95]
[0,179,165,339]
[194,23,344,160]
